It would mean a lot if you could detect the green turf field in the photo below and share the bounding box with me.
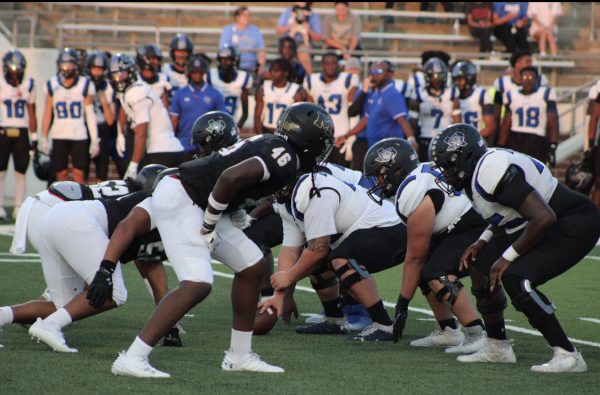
[1,232,599,394]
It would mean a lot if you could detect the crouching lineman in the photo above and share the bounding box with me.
[364,138,488,353]
[429,123,600,372]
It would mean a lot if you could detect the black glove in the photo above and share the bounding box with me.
[162,327,183,347]
[547,143,557,168]
[392,295,410,343]
[86,260,116,309]
[30,139,38,152]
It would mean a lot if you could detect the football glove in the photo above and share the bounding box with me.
[162,327,183,347]
[392,295,410,343]
[87,260,116,309]
[200,222,216,252]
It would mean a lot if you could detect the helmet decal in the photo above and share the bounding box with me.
[444,132,468,152]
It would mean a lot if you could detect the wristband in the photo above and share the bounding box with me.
[478,229,494,243]
[502,245,520,262]
[407,136,417,144]
[208,192,229,212]
[100,259,116,274]
[203,210,222,227]
[452,109,462,116]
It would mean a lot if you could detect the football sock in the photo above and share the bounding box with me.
[44,308,72,330]
[0,306,14,326]
[127,336,153,359]
[438,318,457,330]
[536,314,575,352]
[322,297,344,318]
[15,172,25,208]
[0,171,5,209]
[366,300,392,326]
[485,321,507,340]
[464,319,484,336]
[231,329,252,357]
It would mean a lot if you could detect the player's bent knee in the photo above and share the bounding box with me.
[433,276,463,307]
[334,259,369,292]
[505,277,556,323]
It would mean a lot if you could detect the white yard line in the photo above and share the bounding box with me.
[578,317,600,324]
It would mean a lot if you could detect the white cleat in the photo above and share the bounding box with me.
[410,326,465,347]
[531,347,587,373]
[221,348,284,373]
[457,338,516,363]
[446,330,487,354]
[28,318,78,353]
[111,351,171,378]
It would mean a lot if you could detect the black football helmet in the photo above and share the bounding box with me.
[109,53,138,92]
[191,111,239,156]
[423,57,448,94]
[275,102,335,172]
[136,44,163,72]
[57,48,79,80]
[85,51,109,82]
[363,138,420,205]
[217,45,240,71]
[565,151,594,195]
[132,164,168,191]
[33,151,52,181]
[451,60,477,94]
[429,123,487,194]
[3,49,26,87]
[169,33,193,67]
[152,167,180,190]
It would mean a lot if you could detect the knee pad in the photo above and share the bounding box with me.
[334,259,369,292]
[471,276,507,314]
[509,278,556,315]
[309,273,339,291]
[433,276,463,307]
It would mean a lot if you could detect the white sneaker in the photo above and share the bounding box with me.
[221,348,284,373]
[531,347,587,373]
[446,330,487,354]
[457,338,516,363]
[111,351,170,378]
[29,318,78,353]
[410,326,465,347]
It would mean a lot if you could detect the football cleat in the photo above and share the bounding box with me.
[221,348,284,373]
[446,330,487,354]
[350,322,393,342]
[162,327,183,347]
[111,351,171,378]
[344,304,373,332]
[457,338,516,363]
[531,347,587,373]
[29,318,78,353]
[410,326,465,347]
[295,317,348,335]
[304,312,326,324]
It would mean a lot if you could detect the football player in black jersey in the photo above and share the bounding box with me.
[110,102,334,378]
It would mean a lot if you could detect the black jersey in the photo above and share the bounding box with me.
[120,229,166,263]
[101,190,152,237]
[179,134,299,212]
[90,179,137,200]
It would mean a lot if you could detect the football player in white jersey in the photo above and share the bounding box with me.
[304,53,359,166]
[40,48,99,184]
[207,46,253,129]
[451,60,495,143]
[136,44,171,109]
[499,66,558,166]
[410,58,461,161]
[364,138,491,354]
[109,53,185,181]
[254,58,305,133]
[430,123,600,372]
[161,33,192,96]
[0,50,37,221]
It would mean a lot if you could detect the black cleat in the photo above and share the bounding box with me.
[162,327,183,347]
[295,319,348,335]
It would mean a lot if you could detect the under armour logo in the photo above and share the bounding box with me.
[375,147,397,164]
[313,111,333,134]
[207,119,226,135]
[444,132,468,152]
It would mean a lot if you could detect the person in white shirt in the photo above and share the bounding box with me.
[527,2,562,56]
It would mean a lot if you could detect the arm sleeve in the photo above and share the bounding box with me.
[494,165,535,210]
[303,190,340,241]
[348,90,367,117]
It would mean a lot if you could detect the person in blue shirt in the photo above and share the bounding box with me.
[169,54,226,161]
[219,6,266,75]
[493,2,530,53]
[276,2,322,74]
[336,61,415,150]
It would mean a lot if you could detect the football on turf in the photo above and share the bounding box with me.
[253,307,278,336]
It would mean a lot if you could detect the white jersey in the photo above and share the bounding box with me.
[493,73,549,103]
[0,75,35,128]
[504,87,556,137]
[459,85,493,132]
[413,86,458,138]
[304,72,359,137]
[470,148,557,234]
[395,163,471,235]
[280,172,400,248]
[118,80,183,154]
[207,68,253,121]
[45,75,95,140]
[141,72,171,101]
[395,79,413,108]
[161,63,187,93]
[261,80,300,129]
[91,80,114,125]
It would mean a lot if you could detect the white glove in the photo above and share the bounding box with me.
[89,138,100,158]
[200,228,216,252]
[39,137,50,155]
[116,132,126,158]
[230,210,255,230]
[124,161,138,181]
[340,135,355,162]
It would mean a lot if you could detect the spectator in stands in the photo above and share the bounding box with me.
[466,2,494,54]
[323,2,362,60]
[278,36,306,85]
[219,6,266,76]
[170,54,226,161]
[493,2,530,54]
[528,2,562,56]
[276,2,322,74]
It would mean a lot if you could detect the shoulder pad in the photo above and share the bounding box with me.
[48,182,93,201]
[125,83,149,104]
[292,174,318,214]
[476,150,511,195]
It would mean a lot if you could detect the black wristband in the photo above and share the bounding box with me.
[100,259,116,274]
[201,222,216,232]
[396,295,410,311]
